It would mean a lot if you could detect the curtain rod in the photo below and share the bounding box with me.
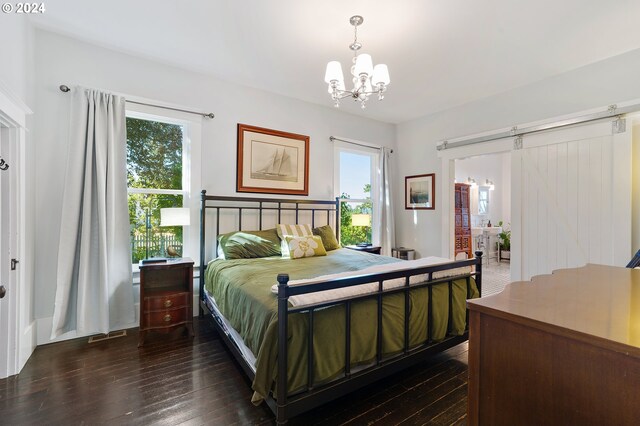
[436,103,640,151]
[59,85,215,119]
[329,136,393,153]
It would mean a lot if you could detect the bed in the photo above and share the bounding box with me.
[199,192,483,424]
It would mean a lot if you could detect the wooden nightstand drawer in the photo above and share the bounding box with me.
[144,307,190,329]
[144,292,189,312]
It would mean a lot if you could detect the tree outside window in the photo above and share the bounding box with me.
[337,148,377,246]
[126,117,185,263]
[340,184,372,246]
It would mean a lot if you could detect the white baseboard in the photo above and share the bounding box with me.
[18,321,36,371]
[35,296,201,346]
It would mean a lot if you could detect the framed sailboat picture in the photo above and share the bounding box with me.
[237,124,310,195]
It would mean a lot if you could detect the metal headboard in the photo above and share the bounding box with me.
[199,190,341,302]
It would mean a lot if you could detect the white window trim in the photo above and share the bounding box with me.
[125,104,201,274]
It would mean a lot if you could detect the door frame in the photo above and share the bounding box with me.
[0,80,31,379]
[438,138,515,275]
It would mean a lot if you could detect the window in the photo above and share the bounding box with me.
[335,146,379,246]
[126,112,189,264]
[478,186,490,215]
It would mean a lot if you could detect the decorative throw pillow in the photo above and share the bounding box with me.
[285,235,327,259]
[312,225,340,251]
[276,223,313,239]
[217,228,281,259]
[277,224,313,257]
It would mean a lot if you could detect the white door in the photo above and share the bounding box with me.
[511,119,632,281]
[0,124,20,378]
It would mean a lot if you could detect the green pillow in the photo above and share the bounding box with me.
[312,225,340,251]
[218,228,281,259]
[285,235,327,259]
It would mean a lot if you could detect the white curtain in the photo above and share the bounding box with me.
[51,87,134,338]
[375,147,396,256]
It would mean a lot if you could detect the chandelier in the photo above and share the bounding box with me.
[324,15,390,109]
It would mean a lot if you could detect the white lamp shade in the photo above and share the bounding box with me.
[351,213,371,227]
[324,61,344,84]
[372,64,390,85]
[160,207,191,227]
[354,54,374,77]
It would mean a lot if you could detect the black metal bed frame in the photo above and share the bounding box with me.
[199,191,483,424]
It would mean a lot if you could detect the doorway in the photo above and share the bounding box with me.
[439,113,633,296]
[0,123,19,378]
[455,152,512,296]
[0,88,30,379]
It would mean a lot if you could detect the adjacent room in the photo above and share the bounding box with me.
[3,1,640,424]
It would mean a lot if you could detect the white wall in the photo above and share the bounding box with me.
[33,30,396,335]
[454,152,510,227]
[632,120,640,254]
[395,47,640,258]
[0,16,29,103]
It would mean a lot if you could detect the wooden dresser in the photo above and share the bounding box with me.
[138,258,194,346]
[454,183,472,259]
[467,264,640,425]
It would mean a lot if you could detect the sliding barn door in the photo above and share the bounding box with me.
[511,119,631,281]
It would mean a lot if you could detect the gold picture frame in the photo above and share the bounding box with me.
[236,124,310,196]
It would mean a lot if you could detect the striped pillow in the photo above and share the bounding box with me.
[277,224,313,239]
[277,224,313,257]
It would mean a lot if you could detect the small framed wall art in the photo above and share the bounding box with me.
[236,124,310,195]
[405,173,435,210]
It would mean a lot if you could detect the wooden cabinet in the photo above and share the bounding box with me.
[467,265,640,425]
[138,258,194,347]
[454,183,472,259]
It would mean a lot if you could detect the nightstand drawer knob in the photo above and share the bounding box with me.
[164,299,172,308]
[163,314,172,323]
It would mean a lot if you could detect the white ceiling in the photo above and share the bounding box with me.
[31,0,640,123]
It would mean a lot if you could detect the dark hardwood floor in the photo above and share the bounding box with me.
[0,318,469,425]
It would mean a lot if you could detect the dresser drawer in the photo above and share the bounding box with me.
[143,307,190,329]
[144,292,190,312]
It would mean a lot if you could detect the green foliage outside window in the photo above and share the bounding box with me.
[340,184,373,246]
[127,117,184,263]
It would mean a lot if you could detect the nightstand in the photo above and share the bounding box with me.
[345,245,382,255]
[138,258,194,347]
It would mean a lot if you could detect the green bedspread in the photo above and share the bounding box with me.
[204,248,479,403]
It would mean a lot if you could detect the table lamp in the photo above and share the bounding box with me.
[351,213,371,247]
[160,207,190,257]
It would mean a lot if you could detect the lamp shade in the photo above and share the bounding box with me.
[354,54,374,77]
[324,61,344,84]
[372,64,390,85]
[160,208,191,227]
[351,213,371,227]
